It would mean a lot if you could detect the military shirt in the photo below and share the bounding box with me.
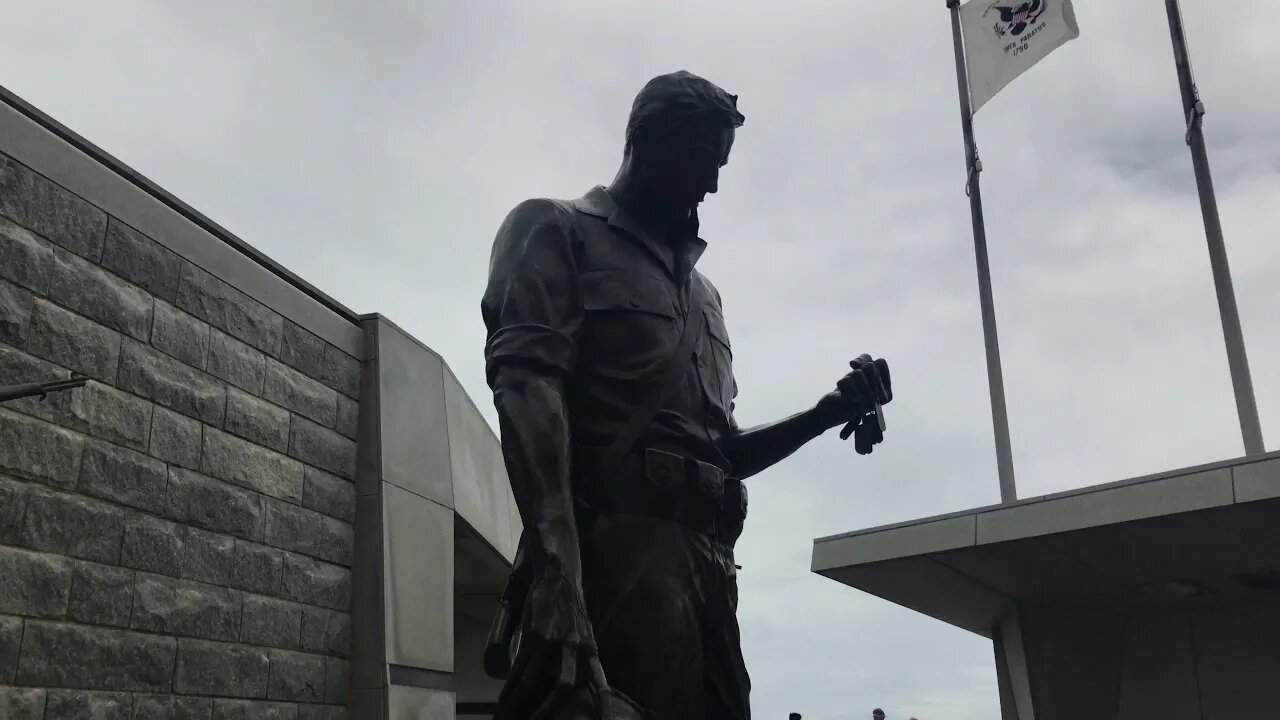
[482,186,739,472]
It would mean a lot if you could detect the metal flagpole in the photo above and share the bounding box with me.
[1164,0,1265,456]
[946,0,1017,501]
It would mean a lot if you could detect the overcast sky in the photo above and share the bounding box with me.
[6,2,1280,717]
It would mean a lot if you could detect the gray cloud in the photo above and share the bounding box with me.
[6,1,1279,717]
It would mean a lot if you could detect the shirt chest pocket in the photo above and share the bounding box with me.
[702,306,737,411]
[579,270,680,381]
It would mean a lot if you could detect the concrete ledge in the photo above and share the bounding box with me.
[813,451,1280,636]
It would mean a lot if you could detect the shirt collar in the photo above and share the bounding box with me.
[571,186,707,279]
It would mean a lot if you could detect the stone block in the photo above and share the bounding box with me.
[182,526,236,586]
[208,330,266,395]
[25,298,122,382]
[289,418,355,481]
[0,407,84,488]
[0,474,31,544]
[264,360,336,428]
[335,395,357,440]
[280,322,326,381]
[297,705,344,720]
[101,218,182,302]
[119,339,226,425]
[280,554,350,611]
[21,487,124,563]
[176,262,283,356]
[17,620,176,691]
[174,638,269,698]
[234,538,286,594]
[68,560,134,627]
[0,546,71,617]
[130,694,213,720]
[263,499,353,566]
[0,344,69,422]
[122,514,185,577]
[165,468,264,541]
[0,215,54,293]
[0,277,33,346]
[324,657,348,705]
[302,467,355,524]
[45,689,132,720]
[320,345,360,399]
[203,428,303,502]
[268,649,325,702]
[151,300,210,369]
[79,437,167,512]
[0,153,107,260]
[1,614,22,681]
[212,699,299,720]
[65,383,153,452]
[242,595,303,650]
[225,388,290,453]
[231,541,284,596]
[48,248,153,341]
[300,608,349,657]
[149,406,202,469]
[0,686,44,720]
[131,574,240,642]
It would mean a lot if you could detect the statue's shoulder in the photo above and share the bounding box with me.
[693,269,725,310]
[500,197,576,228]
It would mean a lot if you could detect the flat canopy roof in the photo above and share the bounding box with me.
[812,452,1280,638]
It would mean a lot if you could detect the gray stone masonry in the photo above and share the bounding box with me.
[0,686,46,719]
[208,329,267,395]
[68,561,134,627]
[177,262,283,357]
[48,247,153,341]
[225,388,290,453]
[0,215,55,294]
[151,300,211,370]
[0,151,355,717]
[101,218,182,303]
[27,297,122,382]
[45,689,133,719]
[0,343,68,423]
[0,154,107,261]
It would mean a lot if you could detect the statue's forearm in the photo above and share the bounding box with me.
[492,366,582,586]
[724,404,839,479]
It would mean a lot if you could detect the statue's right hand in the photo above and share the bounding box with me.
[499,571,614,720]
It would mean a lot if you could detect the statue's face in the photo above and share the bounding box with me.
[645,124,735,211]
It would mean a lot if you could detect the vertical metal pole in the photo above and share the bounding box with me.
[947,0,1017,501]
[1165,0,1265,455]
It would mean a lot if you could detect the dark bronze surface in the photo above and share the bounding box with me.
[481,71,892,720]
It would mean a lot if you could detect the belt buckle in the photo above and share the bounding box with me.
[643,448,684,489]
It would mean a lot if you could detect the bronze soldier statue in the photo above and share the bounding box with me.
[481,71,893,720]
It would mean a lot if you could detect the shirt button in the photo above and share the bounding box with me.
[630,295,640,307]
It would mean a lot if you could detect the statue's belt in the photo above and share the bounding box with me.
[575,445,732,537]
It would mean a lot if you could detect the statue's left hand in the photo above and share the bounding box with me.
[815,354,892,431]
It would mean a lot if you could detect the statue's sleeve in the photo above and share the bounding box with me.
[482,199,582,384]
[481,199,585,586]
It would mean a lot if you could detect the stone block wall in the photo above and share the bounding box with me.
[0,149,359,720]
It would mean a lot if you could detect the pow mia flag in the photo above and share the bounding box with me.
[960,0,1079,113]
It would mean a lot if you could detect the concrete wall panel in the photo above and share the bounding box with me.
[444,368,516,563]
[977,469,1233,545]
[1233,456,1280,503]
[378,322,453,507]
[383,484,454,673]
[388,686,455,720]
